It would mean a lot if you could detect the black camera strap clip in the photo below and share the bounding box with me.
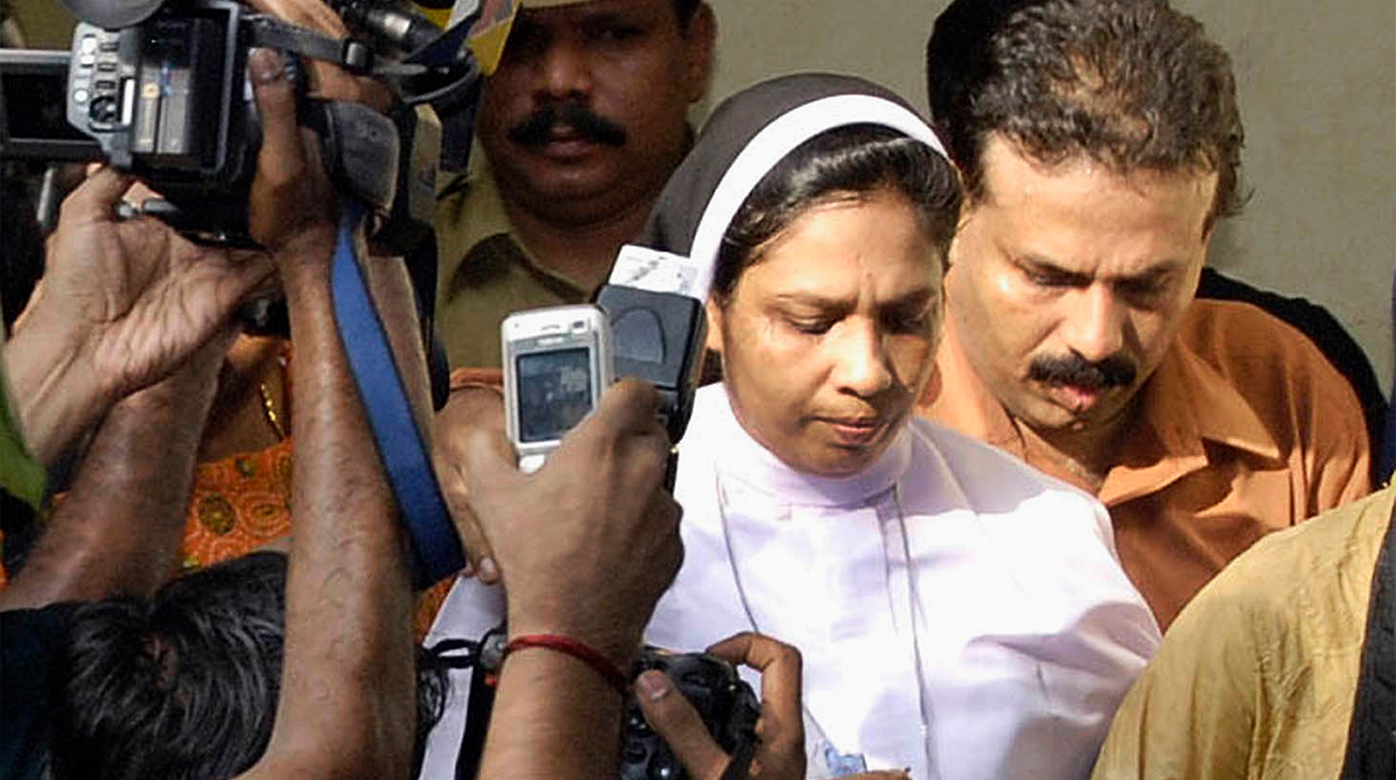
[246,15,377,76]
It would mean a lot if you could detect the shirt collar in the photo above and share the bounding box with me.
[695,384,914,508]
[927,303,1282,504]
[436,147,538,303]
[1098,331,1282,504]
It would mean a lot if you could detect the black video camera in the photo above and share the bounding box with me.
[0,0,472,249]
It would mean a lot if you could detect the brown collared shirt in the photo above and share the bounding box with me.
[921,298,1372,629]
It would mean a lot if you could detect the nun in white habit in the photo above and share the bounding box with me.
[420,73,1161,780]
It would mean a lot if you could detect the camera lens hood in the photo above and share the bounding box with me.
[59,0,167,29]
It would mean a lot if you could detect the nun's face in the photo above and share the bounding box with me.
[708,190,942,477]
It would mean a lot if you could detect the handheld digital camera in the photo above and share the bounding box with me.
[453,633,761,780]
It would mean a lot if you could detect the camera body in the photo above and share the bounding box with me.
[621,648,761,780]
[502,304,615,473]
[66,5,250,186]
[63,2,261,241]
[457,636,762,780]
[2,0,444,247]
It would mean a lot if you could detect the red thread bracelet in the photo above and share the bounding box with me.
[504,634,630,695]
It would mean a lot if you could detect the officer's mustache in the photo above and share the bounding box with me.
[508,100,627,148]
[1028,352,1138,390]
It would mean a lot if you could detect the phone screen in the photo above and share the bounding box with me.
[516,347,594,443]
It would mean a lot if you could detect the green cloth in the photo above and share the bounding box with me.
[0,335,45,510]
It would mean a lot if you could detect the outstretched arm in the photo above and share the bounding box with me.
[433,379,682,780]
[0,329,232,610]
[235,47,421,779]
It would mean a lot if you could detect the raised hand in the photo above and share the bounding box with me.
[448,378,683,669]
[6,168,272,466]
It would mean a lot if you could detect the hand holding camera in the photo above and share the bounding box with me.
[2,165,273,468]
[636,633,805,780]
[635,633,912,780]
[246,46,337,261]
[502,304,614,474]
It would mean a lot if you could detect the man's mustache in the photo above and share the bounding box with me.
[1028,352,1138,390]
[507,100,627,148]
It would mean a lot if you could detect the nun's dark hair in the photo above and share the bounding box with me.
[711,124,962,303]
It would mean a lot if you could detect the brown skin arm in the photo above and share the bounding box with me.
[0,329,232,610]
[481,649,629,780]
[438,380,681,780]
[233,48,418,779]
[243,236,419,778]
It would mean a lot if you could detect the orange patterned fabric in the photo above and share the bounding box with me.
[415,577,456,640]
[180,438,460,641]
[178,437,296,573]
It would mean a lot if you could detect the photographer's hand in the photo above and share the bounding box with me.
[238,45,422,780]
[638,632,809,780]
[637,631,912,780]
[245,0,393,111]
[452,379,683,664]
[247,47,338,264]
[447,379,682,780]
[432,383,508,581]
[3,168,274,467]
[0,327,236,612]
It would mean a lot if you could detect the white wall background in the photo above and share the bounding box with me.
[704,0,1396,391]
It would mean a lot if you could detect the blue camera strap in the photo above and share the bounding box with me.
[330,196,463,587]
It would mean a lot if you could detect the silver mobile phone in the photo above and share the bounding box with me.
[502,304,614,473]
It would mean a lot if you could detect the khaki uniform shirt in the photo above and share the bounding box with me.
[921,298,1372,629]
[433,153,590,368]
[1091,485,1393,780]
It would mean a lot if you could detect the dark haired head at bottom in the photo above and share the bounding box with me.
[48,552,448,780]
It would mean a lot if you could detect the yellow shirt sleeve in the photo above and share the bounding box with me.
[1093,487,1392,780]
[1090,572,1261,779]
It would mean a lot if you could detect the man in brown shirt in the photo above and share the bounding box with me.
[434,0,715,367]
[920,0,1371,629]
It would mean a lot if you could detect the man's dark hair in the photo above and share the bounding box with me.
[926,0,1244,228]
[712,124,962,303]
[673,0,700,28]
[48,552,448,780]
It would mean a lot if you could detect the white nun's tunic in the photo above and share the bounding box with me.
[418,385,1161,780]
